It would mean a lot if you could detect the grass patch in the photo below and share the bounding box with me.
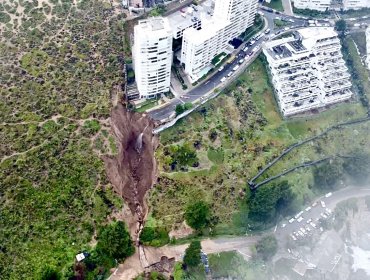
[208,251,269,279]
[207,147,224,164]
[264,0,284,12]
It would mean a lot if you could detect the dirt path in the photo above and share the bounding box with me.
[109,236,259,280]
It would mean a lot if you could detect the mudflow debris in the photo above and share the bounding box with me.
[103,103,158,241]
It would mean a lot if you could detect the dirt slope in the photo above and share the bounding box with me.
[103,103,158,240]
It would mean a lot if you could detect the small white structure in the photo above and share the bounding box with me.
[263,27,353,116]
[76,253,86,262]
[293,0,370,11]
[293,0,332,11]
[342,0,370,10]
[366,26,370,70]
[133,17,173,99]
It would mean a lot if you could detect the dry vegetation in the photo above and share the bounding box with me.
[0,0,129,278]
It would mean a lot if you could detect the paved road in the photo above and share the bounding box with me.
[275,186,370,244]
[148,9,311,121]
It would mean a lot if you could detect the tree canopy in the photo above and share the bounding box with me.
[96,221,135,261]
[313,161,344,190]
[183,241,202,267]
[256,235,278,261]
[335,19,347,33]
[185,200,210,230]
[249,181,296,223]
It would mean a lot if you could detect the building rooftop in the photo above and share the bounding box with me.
[182,17,230,44]
[137,17,171,32]
[167,0,213,34]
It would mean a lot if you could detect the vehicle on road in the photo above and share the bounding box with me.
[325,192,332,198]
[290,234,297,241]
[218,66,224,72]
[310,222,316,228]
[305,206,311,212]
[265,28,270,34]
[305,226,311,232]
[297,217,304,223]
[320,200,326,208]
[289,218,295,223]
[312,202,318,207]
[295,211,304,219]
[281,223,287,228]
[232,65,240,71]
[227,71,233,77]
[238,58,244,64]
[298,231,304,237]
[220,77,226,83]
[300,228,306,234]
[306,218,312,224]
[320,213,328,219]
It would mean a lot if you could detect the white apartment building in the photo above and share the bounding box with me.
[214,0,259,40]
[181,19,231,81]
[133,17,173,99]
[342,0,370,10]
[366,26,370,70]
[263,27,352,116]
[293,0,332,11]
[180,0,258,81]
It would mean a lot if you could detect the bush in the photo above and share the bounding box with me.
[140,226,169,247]
[183,241,201,267]
[185,200,210,230]
[96,221,135,261]
[256,235,278,261]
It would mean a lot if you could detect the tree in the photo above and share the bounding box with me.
[313,161,343,190]
[335,19,347,33]
[170,143,198,168]
[96,221,135,261]
[39,266,61,280]
[185,201,210,230]
[175,104,185,116]
[183,241,201,267]
[256,235,278,261]
[249,181,295,223]
[343,153,370,184]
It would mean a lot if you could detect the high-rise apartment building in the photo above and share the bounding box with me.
[263,27,352,116]
[133,17,173,99]
[181,0,258,81]
[214,0,258,41]
[366,26,370,70]
[181,19,231,81]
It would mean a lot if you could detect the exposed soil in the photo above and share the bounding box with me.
[103,102,159,242]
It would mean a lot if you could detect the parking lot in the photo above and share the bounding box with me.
[276,187,370,243]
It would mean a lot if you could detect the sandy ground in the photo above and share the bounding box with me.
[109,236,259,279]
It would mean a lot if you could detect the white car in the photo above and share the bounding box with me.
[220,77,226,83]
[306,218,312,224]
[325,192,332,198]
[321,213,328,219]
[312,202,318,207]
[310,222,316,228]
[281,223,287,228]
[232,65,240,71]
[218,66,224,72]
[297,217,304,223]
[290,234,297,241]
[320,200,326,208]
[227,71,233,77]
[305,226,311,232]
[300,227,306,234]
[289,218,295,224]
[298,231,304,237]
[295,211,304,219]
[305,206,312,212]
[325,208,332,214]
